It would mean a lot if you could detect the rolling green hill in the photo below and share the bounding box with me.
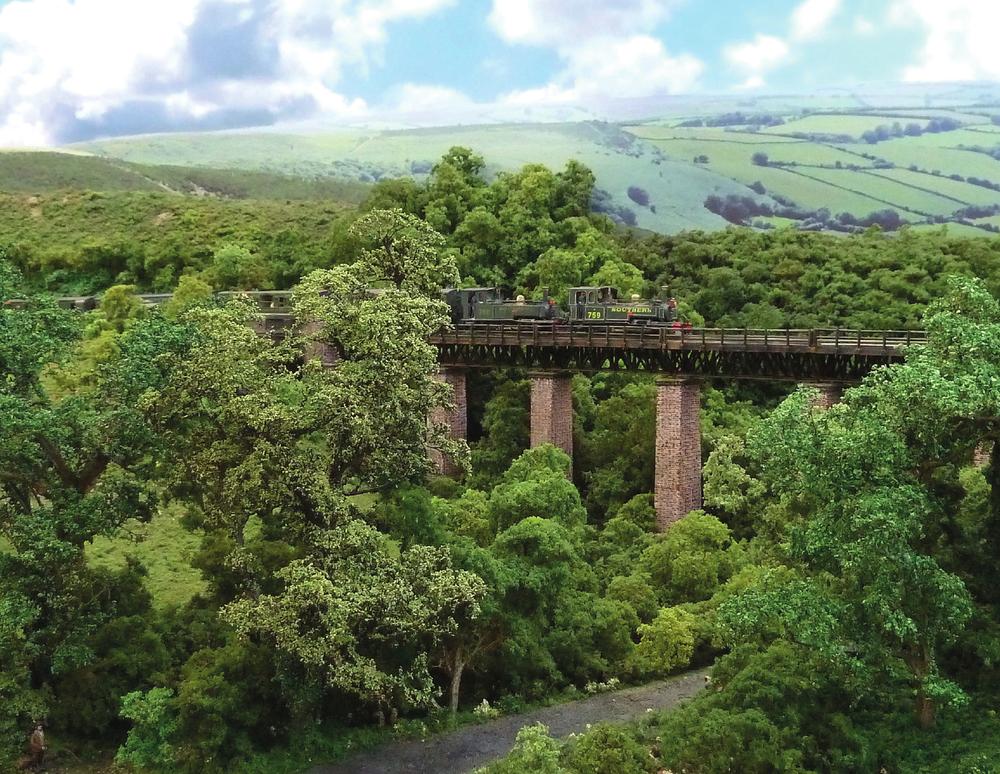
[10,87,1000,236]
[0,150,371,202]
[74,123,754,233]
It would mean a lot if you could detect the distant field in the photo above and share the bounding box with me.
[800,167,961,216]
[625,125,804,143]
[910,221,991,238]
[762,114,928,136]
[765,143,870,166]
[855,108,991,123]
[856,141,1000,183]
[634,134,923,218]
[625,104,1000,233]
[866,168,1000,207]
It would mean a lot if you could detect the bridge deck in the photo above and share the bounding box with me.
[428,322,923,381]
[430,323,924,356]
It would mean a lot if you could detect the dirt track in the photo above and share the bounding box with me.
[308,669,708,774]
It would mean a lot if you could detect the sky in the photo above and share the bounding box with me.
[0,0,998,146]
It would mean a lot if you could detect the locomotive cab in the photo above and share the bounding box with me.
[568,286,678,324]
[569,286,617,321]
[441,287,503,322]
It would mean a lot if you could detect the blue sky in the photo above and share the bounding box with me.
[0,0,995,146]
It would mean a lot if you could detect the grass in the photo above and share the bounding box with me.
[866,167,1000,207]
[646,135,925,218]
[799,167,965,216]
[855,141,1000,184]
[624,125,804,143]
[909,222,994,237]
[625,107,1000,227]
[87,503,206,608]
[764,142,872,166]
[0,151,164,192]
[866,108,993,123]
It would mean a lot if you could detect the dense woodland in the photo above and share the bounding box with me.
[2,149,1000,772]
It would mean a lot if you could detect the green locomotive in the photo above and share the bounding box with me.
[442,285,679,325]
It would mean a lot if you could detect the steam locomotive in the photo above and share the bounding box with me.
[443,286,685,326]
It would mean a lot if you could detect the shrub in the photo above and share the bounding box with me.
[479,723,566,774]
[116,687,179,771]
[633,607,697,675]
[561,723,649,773]
[626,186,650,207]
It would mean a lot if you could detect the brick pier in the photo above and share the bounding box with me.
[301,320,339,367]
[803,381,842,409]
[430,368,468,476]
[654,377,702,532]
[529,371,574,472]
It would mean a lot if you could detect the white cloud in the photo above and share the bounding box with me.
[724,34,790,74]
[736,75,766,91]
[488,0,676,48]
[721,0,839,90]
[853,16,875,35]
[389,83,476,114]
[790,0,840,41]
[488,0,701,105]
[891,0,1000,82]
[502,34,702,106]
[0,0,454,146]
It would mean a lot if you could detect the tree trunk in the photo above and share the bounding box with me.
[905,645,937,729]
[916,692,936,729]
[448,646,465,714]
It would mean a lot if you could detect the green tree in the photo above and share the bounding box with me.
[721,277,1000,728]
[642,511,743,604]
[222,528,484,721]
[0,264,177,761]
[162,274,213,319]
[142,210,485,726]
[116,687,179,770]
[208,243,272,290]
[479,723,566,774]
[633,606,697,675]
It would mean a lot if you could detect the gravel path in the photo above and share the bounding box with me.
[308,669,708,774]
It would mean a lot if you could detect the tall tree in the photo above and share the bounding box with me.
[144,209,484,720]
[720,277,1000,727]
[0,265,179,760]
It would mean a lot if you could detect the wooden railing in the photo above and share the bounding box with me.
[431,323,925,356]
